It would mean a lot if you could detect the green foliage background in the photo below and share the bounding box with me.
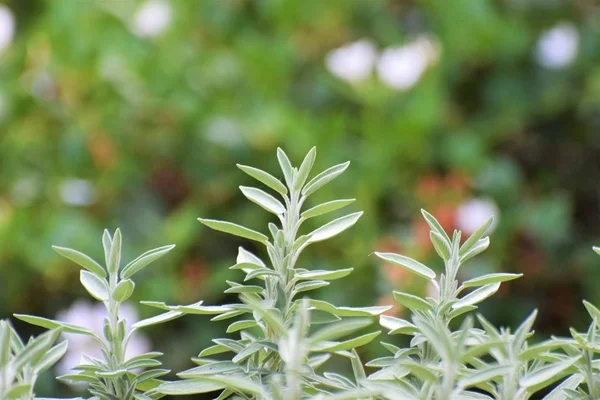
[1,0,600,397]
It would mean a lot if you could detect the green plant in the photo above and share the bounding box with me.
[14,229,182,400]
[367,212,582,400]
[151,148,390,399]
[0,321,65,400]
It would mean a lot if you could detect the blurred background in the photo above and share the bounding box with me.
[1,0,600,397]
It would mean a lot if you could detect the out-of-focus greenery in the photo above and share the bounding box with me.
[1,0,600,397]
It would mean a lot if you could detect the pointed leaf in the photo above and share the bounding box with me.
[302,199,356,219]
[302,161,350,197]
[237,164,287,195]
[121,244,175,279]
[52,246,106,278]
[307,212,362,243]
[294,147,316,190]
[198,219,268,243]
[453,283,500,309]
[461,273,522,288]
[240,186,285,215]
[80,270,109,301]
[375,252,435,280]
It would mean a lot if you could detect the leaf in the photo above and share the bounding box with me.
[519,357,580,389]
[36,340,68,373]
[460,237,490,263]
[307,212,363,243]
[226,320,257,333]
[198,219,268,243]
[459,365,513,388]
[430,231,451,261]
[132,310,183,330]
[393,291,432,312]
[301,199,356,219]
[296,268,353,281]
[277,147,294,187]
[107,228,122,274]
[453,283,500,309]
[293,280,330,295]
[240,186,285,215]
[6,384,32,398]
[159,379,225,395]
[80,270,109,301]
[583,300,600,324]
[237,246,265,267]
[421,209,451,245]
[302,161,350,197]
[102,229,112,265]
[314,331,381,352]
[121,244,176,279]
[14,314,95,336]
[335,306,392,317]
[113,279,135,302]
[460,216,494,256]
[52,246,106,278]
[309,318,373,343]
[380,315,417,335]
[237,164,287,195]
[374,252,435,281]
[461,273,522,288]
[294,147,316,190]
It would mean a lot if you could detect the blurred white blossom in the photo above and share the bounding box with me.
[59,179,96,206]
[535,22,578,69]
[0,5,16,53]
[131,0,172,38]
[325,39,377,84]
[377,36,439,91]
[456,198,499,236]
[56,301,150,381]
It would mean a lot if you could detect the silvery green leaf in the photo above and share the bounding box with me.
[14,329,60,370]
[460,237,490,263]
[313,331,381,352]
[14,314,95,336]
[158,379,226,395]
[335,305,392,317]
[236,246,265,267]
[236,164,287,195]
[459,365,512,388]
[307,212,363,243]
[309,318,373,344]
[513,309,538,351]
[583,300,600,324]
[519,339,572,361]
[102,229,112,266]
[448,305,477,320]
[293,280,330,295]
[375,252,436,280]
[277,147,294,187]
[80,270,109,301]
[294,146,316,190]
[240,186,286,215]
[301,199,356,219]
[107,228,122,274]
[295,268,353,281]
[430,231,451,261]
[393,291,433,312]
[460,216,493,256]
[226,320,257,333]
[380,315,418,335]
[453,283,500,309]
[519,357,581,390]
[132,310,184,330]
[224,284,263,294]
[35,340,68,374]
[302,161,350,197]
[421,209,451,245]
[543,374,584,400]
[594,246,600,256]
[6,384,32,398]
[52,246,106,278]
[198,218,268,243]
[113,279,135,302]
[461,273,522,288]
[120,244,175,279]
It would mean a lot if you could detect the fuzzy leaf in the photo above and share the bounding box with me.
[453,283,500,309]
[80,270,109,301]
[52,246,106,278]
[121,244,175,279]
[393,291,432,312]
[198,219,268,243]
[302,199,356,219]
[461,273,522,288]
[307,212,363,243]
[237,164,287,195]
[240,186,286,215]
[375,252,435,280]
[302,161,350,197]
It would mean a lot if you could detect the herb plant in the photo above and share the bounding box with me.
[0,321,65,400]
[15,229,181,400]
[152,148,390,398]
[6,147,600,400]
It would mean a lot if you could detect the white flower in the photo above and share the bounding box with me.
[131,0,172,38]
[56,301,151,382]
[456,198,499,236]
[377,36,439,91]
[535,22,578,69]
[0,5,16,53]
[325,39,377,84]
[59,179,96,207]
